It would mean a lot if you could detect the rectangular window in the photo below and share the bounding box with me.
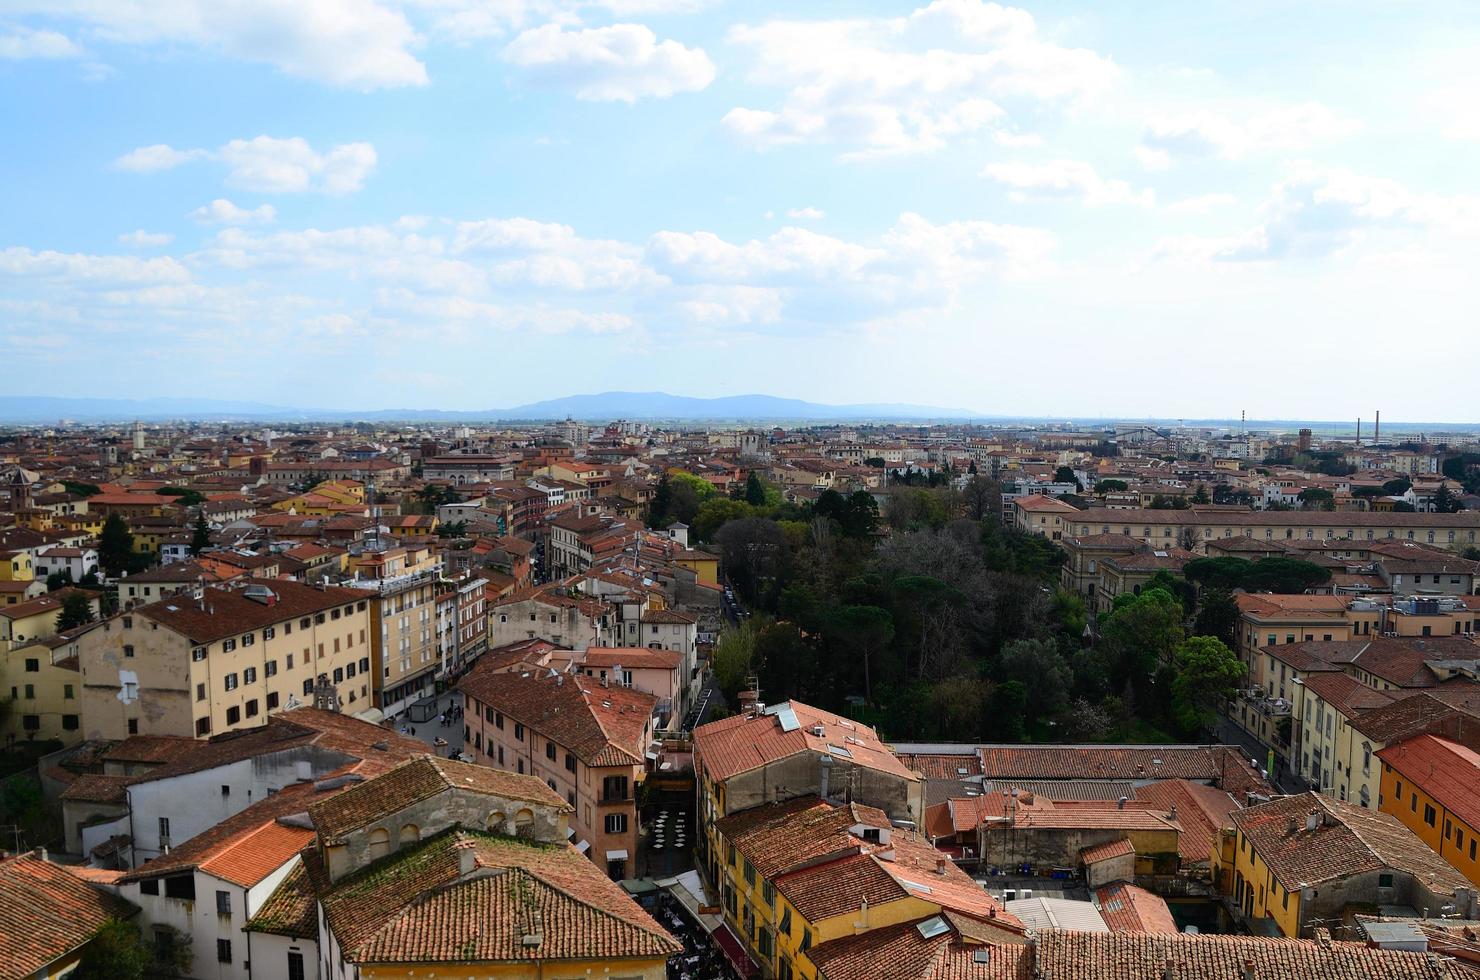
[196,683,206,702]
[224,673,238,691]
[565,753,576,773]
[1379,873,1395,888]
[24,658,38,672]
[62,714,78,730]
[267,692,279,710]
[287,952,305,980]
[243,667,256,684]
[222,639,235,652]
[265,660,277,677]
[196,717,211,736]
[217,939,232,963]
[1425,803,1438,827]
[514,722,524,740]
[604,813,628,834]
[226,706,241,725]
[123,644,135,658]
[216,890,231,915]
[546,741,556,761]
[245,699,259,718]
[164,875,194,900]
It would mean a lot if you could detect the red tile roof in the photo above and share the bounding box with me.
[1230,791,1467,894]
[696,700,919,784]
[458,668,655,768]
[1378,735,1480,832]
[309,756,570,844]
[1093,882,1178,934]
[318,829,680,965]
[137,578,367,644]
[1081,838,1134,864]
[0,853,137,977]
[804,915,1031,980]
[1033,928,1466,979]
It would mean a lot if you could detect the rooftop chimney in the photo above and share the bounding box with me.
[936,857,947,875]
[1163,959,1177,980]
[1306,810,1320,832]
[1242,959,1256,980]
[456,840,476,877]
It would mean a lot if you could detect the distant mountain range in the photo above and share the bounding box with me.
[0,392,981,423]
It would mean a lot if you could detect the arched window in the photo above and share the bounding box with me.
[368,827,390,859]
[399,823,420,844]
[486,811,507,833]
[514,809,535,838]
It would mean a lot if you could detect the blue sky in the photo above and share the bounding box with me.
[4,1,1480,419]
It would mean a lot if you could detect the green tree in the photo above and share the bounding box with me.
[1298,487,1334,509]
[1053,466,1081,489]
[1382,478,1413,496]
[61,480,102,498]
[692,498,753,542]
[711,622,759,699]
[98,514,134,578]
[1094,479,1128,494]
[190,512,212,555]
[826,605,894,704]
[1170,635,1246,734]
[648,473,674,528]
[998,638,1071,721]
[46,570,74,591]
[72,919,158,980]
[986,681,1028,741]
[158,486,205,507]
[744,471,767,507]
[1098,587,1185,703]
[56,592,95,632]
[1191,483,1211,505]
[1433,484,1462,513]
[1193,586,1241,650]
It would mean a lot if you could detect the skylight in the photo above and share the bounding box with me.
[916,916,949,939]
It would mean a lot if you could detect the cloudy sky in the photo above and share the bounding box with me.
[3,1,1478,419]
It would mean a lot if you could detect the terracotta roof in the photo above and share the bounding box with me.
[318,829,680,965]
[458,668,655,768]
[1033,928,1466,979]
[896,752,984,781]
[119,779,323,884]
[1354,691,1480,742]
[805,915,1031,980]
[1081,839,1134,864]
[696,700,919,784]
[579,646,683,670]
[1132,779,1238,865]
[198,819,316,888]
[1230,791,1468,894]
[310,756,570,844]
[136,578,367,644]
[1300,671,1402,717]
[1378,735,1480,833]
[59,772,129,805]
[1093,882,1178,934]
[107,709,426,786]
[0,853,137,978]
[975,745,1264,791]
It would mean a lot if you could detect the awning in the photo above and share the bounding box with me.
[565,826,576,839]
[353,707,385,724]
[605,849,629,861]
[713,924,760,977]
[575,840,591,854]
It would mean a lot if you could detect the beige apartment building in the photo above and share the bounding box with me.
[77,579,375,740]
[459,666,657,881]
[1067,507,1480,553]
[349,570,442,719]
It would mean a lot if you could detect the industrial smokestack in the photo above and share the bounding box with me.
[1356,418,1361,447]
[1375,410,1380,447]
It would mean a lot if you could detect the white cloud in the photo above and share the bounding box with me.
[723,0,1115,156]
[189,199,278,225]
[786,207,824,220]
[993,130,1042,149]
[12,0,427,89]
[1156,165,1479,262]
[219,136,377,194]
[1161,192,1237,216]
[113,144,208,173]
[0,27,81,58]
[118,230,176,247]
[501,23,714,101]
[982,159,1153,207]
[0,246,190,284]
[1139,101,1360,162]
[116,136,377,194]
[453,217,658,289]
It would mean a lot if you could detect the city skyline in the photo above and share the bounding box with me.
[4,1,1480,418]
